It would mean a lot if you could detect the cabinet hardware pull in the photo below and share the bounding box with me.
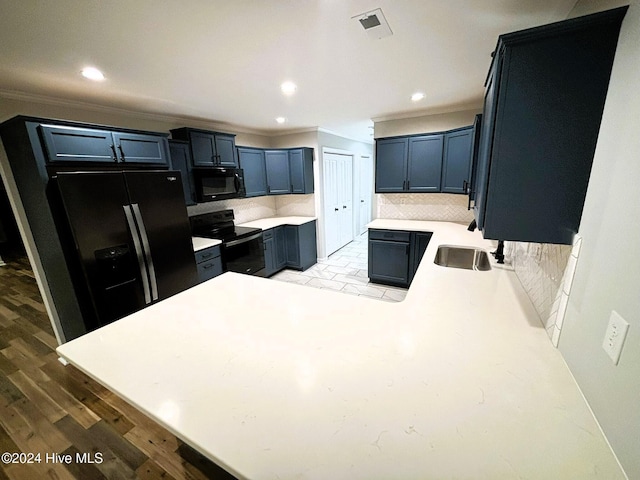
[403,180,406,190]
[201,253,212,259]
[407,180,410,189]
[110,144,118,161]
[343,205,347,209]
[203,264,214,269]
[118,144,126,162]
[334,208,339,212]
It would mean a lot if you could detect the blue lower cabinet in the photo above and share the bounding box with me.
[285,221,317,270]
[195,245,223,282]
[264,222,317,277]
[368,229,432,288]
[409,232,433,283]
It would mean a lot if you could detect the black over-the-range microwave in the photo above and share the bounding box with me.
[192,167,246,202]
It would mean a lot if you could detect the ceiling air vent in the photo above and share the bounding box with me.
[352,8,393,40]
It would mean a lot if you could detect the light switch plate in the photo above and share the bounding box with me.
[602,310,629,365]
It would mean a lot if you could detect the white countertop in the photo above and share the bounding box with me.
[191,236,222,252]
[57,221,624,480]
[237,216,316,230]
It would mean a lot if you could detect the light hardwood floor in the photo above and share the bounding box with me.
[0,255,236,480]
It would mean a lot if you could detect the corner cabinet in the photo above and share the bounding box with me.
[238,147,268,197]
[239,147,314,198]
[263,221,317,277]
[40,124,170,167]
[474,7,627,245]
[368,228,432,288]
[170,127,238,168]
[375,130,470,194]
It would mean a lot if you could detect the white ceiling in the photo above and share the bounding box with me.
[0,0,578,142]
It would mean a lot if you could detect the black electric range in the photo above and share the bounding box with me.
[190,210,265,276]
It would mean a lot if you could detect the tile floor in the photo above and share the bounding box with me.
[271,232,408,302]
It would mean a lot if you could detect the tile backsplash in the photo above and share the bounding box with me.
[504,239,579,345]
[187,196,277,224]
[376,193,474,223]
[186,194,315,224]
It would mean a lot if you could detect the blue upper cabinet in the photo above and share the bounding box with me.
[407,135,443,192]
[375,137,408,192]
[289,148,314,194]
[239,147,314,197]
[473,6,627,244]
[238,147,268,197]
[40,124,169,166]
[375,134,446,193]
[169,140,197,206]
[265,150,292,195]
[170,128,238,168]
[441,128,473,194]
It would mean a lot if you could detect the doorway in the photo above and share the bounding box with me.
[323,151,354,256]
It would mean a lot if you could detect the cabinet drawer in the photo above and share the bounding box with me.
[368,229,410,242]
[195,245,221,264]
[197,256,223,282]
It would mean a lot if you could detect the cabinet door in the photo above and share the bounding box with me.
[263,234,277,277]
[375,138,408,193]
[265,150,291,194]
[189,131,217,166]
[40,124,116,163]
[113,132,169,166]
[289,148,314,194]
[214,134,238,167]
[238,148,268,197]
[284,225,300,267]
[169,140,196,206]
[441,128,473,194]
[368,238,410,287]
[274,226,287,270]
[410,231,433,282]
[407,135,443,192]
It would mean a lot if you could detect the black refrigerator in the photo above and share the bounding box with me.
[53,170,198,331]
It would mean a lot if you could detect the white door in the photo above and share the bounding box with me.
[324,154,341,256]
[357,154,373,235]
[323,151,354,256]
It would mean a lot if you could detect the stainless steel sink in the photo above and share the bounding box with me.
[434,245,492,271]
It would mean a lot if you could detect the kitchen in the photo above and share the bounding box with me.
[0,1,639,479]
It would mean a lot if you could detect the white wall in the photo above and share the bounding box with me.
[558,1,640,478]
[374,108,480,138]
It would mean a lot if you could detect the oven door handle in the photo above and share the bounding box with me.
[225,232,262,248]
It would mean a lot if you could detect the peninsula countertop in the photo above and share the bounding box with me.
[57,221,624,480]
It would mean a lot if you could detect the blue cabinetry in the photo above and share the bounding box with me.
[263,227,287,277]
[170,128,238,168]
[263,221,317,277]
[375,138,408,193]
[238,147,268,197]
[239,147,314,198]
[442,128,473,194]
[265,150,291,195]
[473,7,627,244]
[368,228,432,288]
[40,124,170,166]
[375,130,468,194]
[169,140,197,206]
[195,244,223,282]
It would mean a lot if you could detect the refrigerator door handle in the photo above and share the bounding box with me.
[123,205,152,304]
[131,203,159,302]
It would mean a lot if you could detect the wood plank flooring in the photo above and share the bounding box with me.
[0,255,237,480]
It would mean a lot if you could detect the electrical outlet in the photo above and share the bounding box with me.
[602,310,629,365]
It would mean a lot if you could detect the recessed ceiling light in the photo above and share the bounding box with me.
[280,81,297,95]
[81,67,105,81]
[411,92,425,102]
[275,117,287,124]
